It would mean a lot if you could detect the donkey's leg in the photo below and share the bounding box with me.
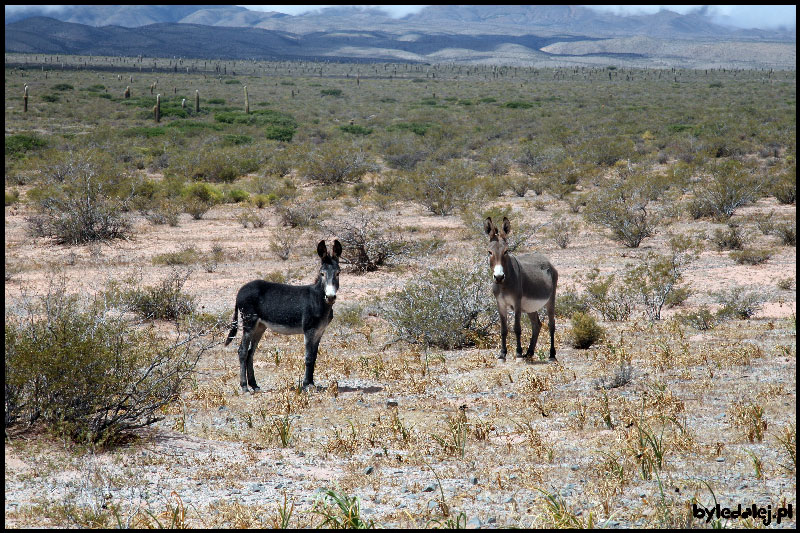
[497,302,509,359]
[524,311,542,358]
[513,308,523,358]
[246,323,266,392]
[547,297,557,360]
[238,315,257,393]
[302,329,322,388]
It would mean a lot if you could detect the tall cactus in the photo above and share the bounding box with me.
[23,84,28,112]
[244,85,249,114]
[124,86,131,99]
[154,94,161,122]
[195,89,200,113]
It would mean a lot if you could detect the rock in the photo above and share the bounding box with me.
[470,476,478,485]
[364,466,374,475]
[487,516,496,524]
[466,516,482,529]
[570,464,580,471]
[387,399,399,407]
[716,457,725,462]
[423,483,437,493]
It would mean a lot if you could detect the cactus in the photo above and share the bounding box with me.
[181,98,186,109]
[195,89,200,113]
[244,85,249,114]
[124,86,130,99]
[23,85,28,112]
[154,94,161,123]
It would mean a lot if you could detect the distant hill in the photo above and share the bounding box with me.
[4,5,796,69]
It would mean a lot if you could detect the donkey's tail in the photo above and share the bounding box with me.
[224,304,239,346]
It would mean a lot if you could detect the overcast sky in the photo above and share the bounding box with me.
[238,5,796,29]
[4,5,796,29]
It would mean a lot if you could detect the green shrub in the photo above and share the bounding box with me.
[583,269,635,321]
[405,159,480,216]
[622,236,699,321]
[383,265,496,349]
[113,269,196,321]
[224,188,250,203]
[5,133,47,158]
[5,286,204,444]
[224,79,241,84]
[380,133,429,170]
[773,221,796,246]
[5,189,20,205]
[222,134,253,146]
[555,290,590,319]
[52,83,74,91]
[583,174,660,247]
[771,168,796,204]
[299,142,376,184]
[679,306,717,330]
[387,122,433,136]
[123,126,166,138]
[208,98,226,105]
[320,88,343,97]
[692,160,763,220]
[339,124,373,136]
[182,182,223,219]
[26,151,133,245]
[504,101,535,109]
[711,225,744,250]
[152,246,200,266]
[715,287,766,320]
[570,312,604,349]
[265,124,296,142]
[730,248,772,265]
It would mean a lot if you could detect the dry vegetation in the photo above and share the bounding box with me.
[5,54,796,528]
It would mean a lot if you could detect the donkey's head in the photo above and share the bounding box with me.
[317,239,342,304]
[485,216,511,284]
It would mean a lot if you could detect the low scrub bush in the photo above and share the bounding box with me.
[324,211,411,273]
[5,284,207,444]
[570,312,604,349]
[729,248,772,265]
[26,151,133,245]
[715,287,766,320]
[111,269,196,321]
[298,142,376,185]
[5,132,48,158]
[383,265,496,349]
[691,160,762,220]
[583,173,661,248]
[405,159,481,216]
[710,225,744,250]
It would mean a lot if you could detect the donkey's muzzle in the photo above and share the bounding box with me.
[325,295,337,305]
[494,273,505,283]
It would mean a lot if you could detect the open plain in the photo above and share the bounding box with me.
[5,55,796,528]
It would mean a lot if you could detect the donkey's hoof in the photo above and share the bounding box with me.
[251,387,262,394]
[497,353,507,360]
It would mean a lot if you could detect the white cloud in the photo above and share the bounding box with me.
[237,5,428,18]
[584,5,796,29]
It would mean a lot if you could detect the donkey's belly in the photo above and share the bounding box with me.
[519,297,549,313]
[257,318,303,336]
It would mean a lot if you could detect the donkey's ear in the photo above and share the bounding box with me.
[502,216,511,236]
[484,217,495,236]
[332,239,342,259]
[317,240,328,259]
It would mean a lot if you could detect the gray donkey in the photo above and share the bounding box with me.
[485,217,558,360]
[225,240,342,391]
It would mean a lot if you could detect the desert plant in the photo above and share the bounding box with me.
[407,159,481,216]
[325,211,411,273]
[570,312,604,349]
[112,269,196,321]
[383,264,496,349]
[5,282,209,444]
[26,151,133,245]
[691,160,763,220]
[729,248,772,265]
[714,287,766,320]
[311,487,375,529]
[298,142,376,184]
[583,173,660,247]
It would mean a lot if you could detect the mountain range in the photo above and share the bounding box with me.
[5,5,796,69]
